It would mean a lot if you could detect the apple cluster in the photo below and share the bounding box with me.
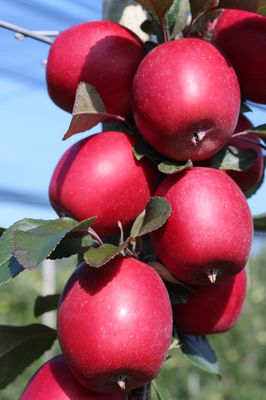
[20,8,265,400]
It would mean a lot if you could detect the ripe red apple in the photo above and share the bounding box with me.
[212,9,266,104]
[132,38,240,161]
[46,21,146,116]
[49,131,160,237]
[151,167,253,285]
[173,269,247,335]
[57,257,173,394]
[226,115,264,191]
[20,355,125,399]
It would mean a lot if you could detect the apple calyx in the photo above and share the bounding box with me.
[191,130,206,146]
[207,269,218,284]
[117,374,128,390]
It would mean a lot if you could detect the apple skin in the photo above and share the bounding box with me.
[49,131,160,237]
[46,21,146,116]
[226,115,264,191]
[132,38,240,161]
[20,355,125,399]
[151,167,253,285]
[173,268,247,336]
[212,9,266,104]
[57,257,173,394]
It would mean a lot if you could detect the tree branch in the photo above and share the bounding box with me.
[0,20,54,44]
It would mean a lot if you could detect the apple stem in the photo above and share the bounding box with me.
[207,269,218,284]
[117,374,128,390]
[0,20,54,44]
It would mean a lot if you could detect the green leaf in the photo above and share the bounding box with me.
[141,19,159,34]
[0,219,45,285]
[164,282,188,305]
[152,372,172,400]
[149,261,181,284]
[136,0,175,18]
[48,233,96,260]
[63,82,126,140]
[130,197,171,239]
[245,155,265,199]
[0,228,6,237]
[83,242,129,268]
[253,214,266,232]
[211,145,257,171]
[0,324,57,389]
[240,102,252,113]
[158,159,193,174]
[189,0,218,17]
[13,217,95,270]
[165,0,191,38]
[246,124,266,140]
[218,0,266,16]
[180,334,220,376]
[133,140,163,162]
[34,294,60,318]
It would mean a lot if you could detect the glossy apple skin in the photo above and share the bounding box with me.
[49,131,160,237]
[20,355,125,399]
[173,269,247,335]
[212,9,266,104]
[132,38,240,161]
[57,257,173,394]
[151,167,253,285]
[227,115,264,191]
[46,21,146,116]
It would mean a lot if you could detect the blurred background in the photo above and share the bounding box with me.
[1,1,266,399]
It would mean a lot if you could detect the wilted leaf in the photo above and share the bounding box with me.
[136,0,175,18]
[63,82,126,140]
[130,197,171,239]
[13,217,95,270]
[34,294,60,317]
[211,145,257,171]
[83,242,129,268]
[133,140,163,162]
[0,219,45,285]
[253,214,266,232]
[152,372,172,400]
[0,324,57,389]
[180,334,220,376]
[165,0,191,38]
[158,159,193,174]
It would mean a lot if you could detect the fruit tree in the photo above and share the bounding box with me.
[1,1,266,399]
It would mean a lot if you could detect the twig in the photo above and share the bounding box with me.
[87,227,104,246]
[0,20,53,44]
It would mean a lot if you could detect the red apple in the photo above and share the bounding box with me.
[151,167,253,285]
[226,115,264,191]
[57,257,173,394]
[46,21,146,116]
[173,269,247,335]
[49,131,160,237]
[132,38,240,161]
[20,355,125,399]
[212,9,266,104]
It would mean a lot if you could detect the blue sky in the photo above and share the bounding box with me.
[0,0,266,230]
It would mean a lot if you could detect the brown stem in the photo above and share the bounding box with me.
[87,227,103,246]
[0,20,53,44]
